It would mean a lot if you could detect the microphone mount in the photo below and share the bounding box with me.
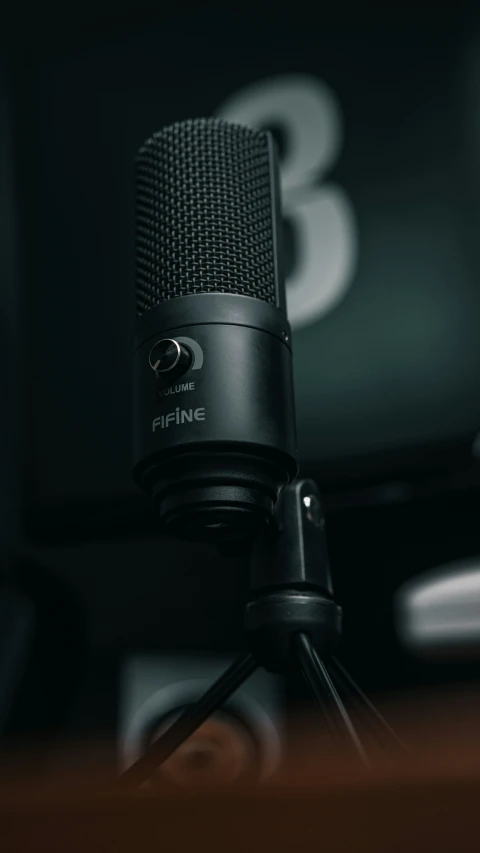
[120,479,405,787]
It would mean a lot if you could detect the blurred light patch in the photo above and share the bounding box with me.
[395,558,480,658]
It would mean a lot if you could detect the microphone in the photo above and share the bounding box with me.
[132,118,298,544]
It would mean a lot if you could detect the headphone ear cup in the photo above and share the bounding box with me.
[146,710,259,786]
[120,656,283,784]
[0,559,87,737]
[0,588,35,734]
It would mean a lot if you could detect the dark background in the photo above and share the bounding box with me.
[1,2,480,740]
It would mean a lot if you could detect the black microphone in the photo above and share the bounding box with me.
[132,118,298,544]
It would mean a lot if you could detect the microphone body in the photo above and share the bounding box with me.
[132,119,298,543]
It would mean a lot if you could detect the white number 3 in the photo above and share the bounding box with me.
[216,74,357,330]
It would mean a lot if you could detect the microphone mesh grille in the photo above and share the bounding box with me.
[135,118,277,314]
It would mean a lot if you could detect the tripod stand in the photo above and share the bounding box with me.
[121,479,402,786]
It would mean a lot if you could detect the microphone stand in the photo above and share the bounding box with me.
[120,479,403,787]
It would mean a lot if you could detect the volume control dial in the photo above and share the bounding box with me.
[149,339,192,382]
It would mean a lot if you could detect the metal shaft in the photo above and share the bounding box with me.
[293,632,370,769]
[120,651,257,787]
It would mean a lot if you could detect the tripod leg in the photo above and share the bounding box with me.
[293,633,370,769]
[332,658,407,752]
[120,651,257,787]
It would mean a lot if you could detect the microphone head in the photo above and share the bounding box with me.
[135,118,285,315]
[132,119,297,545]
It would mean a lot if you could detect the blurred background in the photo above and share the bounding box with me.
[1,1,480,777]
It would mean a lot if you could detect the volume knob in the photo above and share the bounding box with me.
[149,339,192,381]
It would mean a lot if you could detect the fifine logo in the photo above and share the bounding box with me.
[152,407,206,432]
